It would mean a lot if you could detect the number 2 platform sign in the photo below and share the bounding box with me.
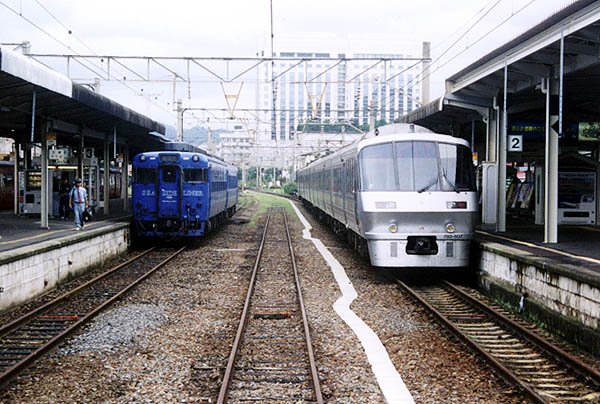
[508,134,523,152]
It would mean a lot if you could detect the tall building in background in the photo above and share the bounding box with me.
[256,41,428,172]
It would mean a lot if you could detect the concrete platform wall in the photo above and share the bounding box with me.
[475,241,600,332]
[0,224,129,312]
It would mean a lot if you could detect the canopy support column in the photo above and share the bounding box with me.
[40,124,49,229]
[121,144,129,212]
[496,61,508,233]
[543,78,559,243]
[104,135,110,216]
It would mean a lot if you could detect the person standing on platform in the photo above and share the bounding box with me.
[58,178,71,220]
[69,178,88,230]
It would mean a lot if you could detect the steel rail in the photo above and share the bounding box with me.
[393,278,549,404]
[0,247,155,339]
[0,246,185,387]
[442,280,600,387]
[283,210,324,404]
[217,209,272,404]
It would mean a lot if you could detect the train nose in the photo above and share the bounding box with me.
[406,236,439,255]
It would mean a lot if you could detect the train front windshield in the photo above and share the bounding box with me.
[359,141,475,192]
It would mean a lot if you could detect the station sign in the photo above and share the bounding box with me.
[84,147,95,158]
[578,122,600,141]
[84,157,98,167]
[49,148,65,161]
[46,133,57,147]
[508,134,523,152]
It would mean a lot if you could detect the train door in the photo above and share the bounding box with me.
[345,158,356,227]
[342,161,348,225]
[353,157,360,226]
[158,164,180,217]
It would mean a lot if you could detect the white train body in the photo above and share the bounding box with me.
[297,124,478,267]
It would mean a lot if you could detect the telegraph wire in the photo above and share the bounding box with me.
[404,0,539,95]
[432,0,502,51]
[380,0,538,112]
[1,0,174,117]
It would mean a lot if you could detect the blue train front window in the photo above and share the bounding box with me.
[134,168,156,184]
[161,166,178,183]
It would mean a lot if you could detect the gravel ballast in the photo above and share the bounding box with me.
[0,192,542,403]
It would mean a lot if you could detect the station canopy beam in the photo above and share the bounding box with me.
[398,0,600,242]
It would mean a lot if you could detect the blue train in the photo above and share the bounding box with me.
[132,146,238,238]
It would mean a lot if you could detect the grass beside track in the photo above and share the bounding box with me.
[246,191,296,227]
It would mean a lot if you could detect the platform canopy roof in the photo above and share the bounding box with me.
[0,45,167,150]
[399,0,600,131]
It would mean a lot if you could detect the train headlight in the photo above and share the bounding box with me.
[192,155,199,162]
[446,223,456,233]
[140,155,146,162]
[388,223,398,233]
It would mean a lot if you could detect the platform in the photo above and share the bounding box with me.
[0,199,131,254]
[473,223,600,354]
[0,204,131,312]
[475,223,600,271]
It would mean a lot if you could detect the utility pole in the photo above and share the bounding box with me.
[270,0,277,185]
[176,99,183,142]
[257,157,261,188]
[241,153,246,190]
[422,42,431,104]
[369,99,375,132]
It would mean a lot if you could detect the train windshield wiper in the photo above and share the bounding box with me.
[418,178,438,193]
[441,169,460,193]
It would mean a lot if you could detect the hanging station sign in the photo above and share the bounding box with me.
[577,122,600,141]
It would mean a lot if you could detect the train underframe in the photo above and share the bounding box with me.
[135,205,237,238]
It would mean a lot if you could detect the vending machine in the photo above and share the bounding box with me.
[19,170,45,214]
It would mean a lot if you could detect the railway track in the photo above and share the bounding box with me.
[393,278,600,403]
[217,208,323,404]
[0,246,185,387]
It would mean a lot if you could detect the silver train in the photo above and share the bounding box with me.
[296,124,477,267]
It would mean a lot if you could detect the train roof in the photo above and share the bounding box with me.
[162,142,203,153]
[134,150,238,171]
[299,123,470,171]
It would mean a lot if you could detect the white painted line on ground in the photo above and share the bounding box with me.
[289,200,415,404]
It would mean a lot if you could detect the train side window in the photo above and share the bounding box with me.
[333,167,342,193]
[184,168,207,183]
[161,166,178,183]
[135,168,156,184]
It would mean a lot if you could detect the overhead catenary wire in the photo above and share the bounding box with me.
[0,0,175,117]
[381,0,538,111]
[379,0,504,108]
[431,0,503,52]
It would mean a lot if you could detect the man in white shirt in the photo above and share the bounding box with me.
[69,178,89,230]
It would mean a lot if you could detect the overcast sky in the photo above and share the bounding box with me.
[1,0,577,129]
